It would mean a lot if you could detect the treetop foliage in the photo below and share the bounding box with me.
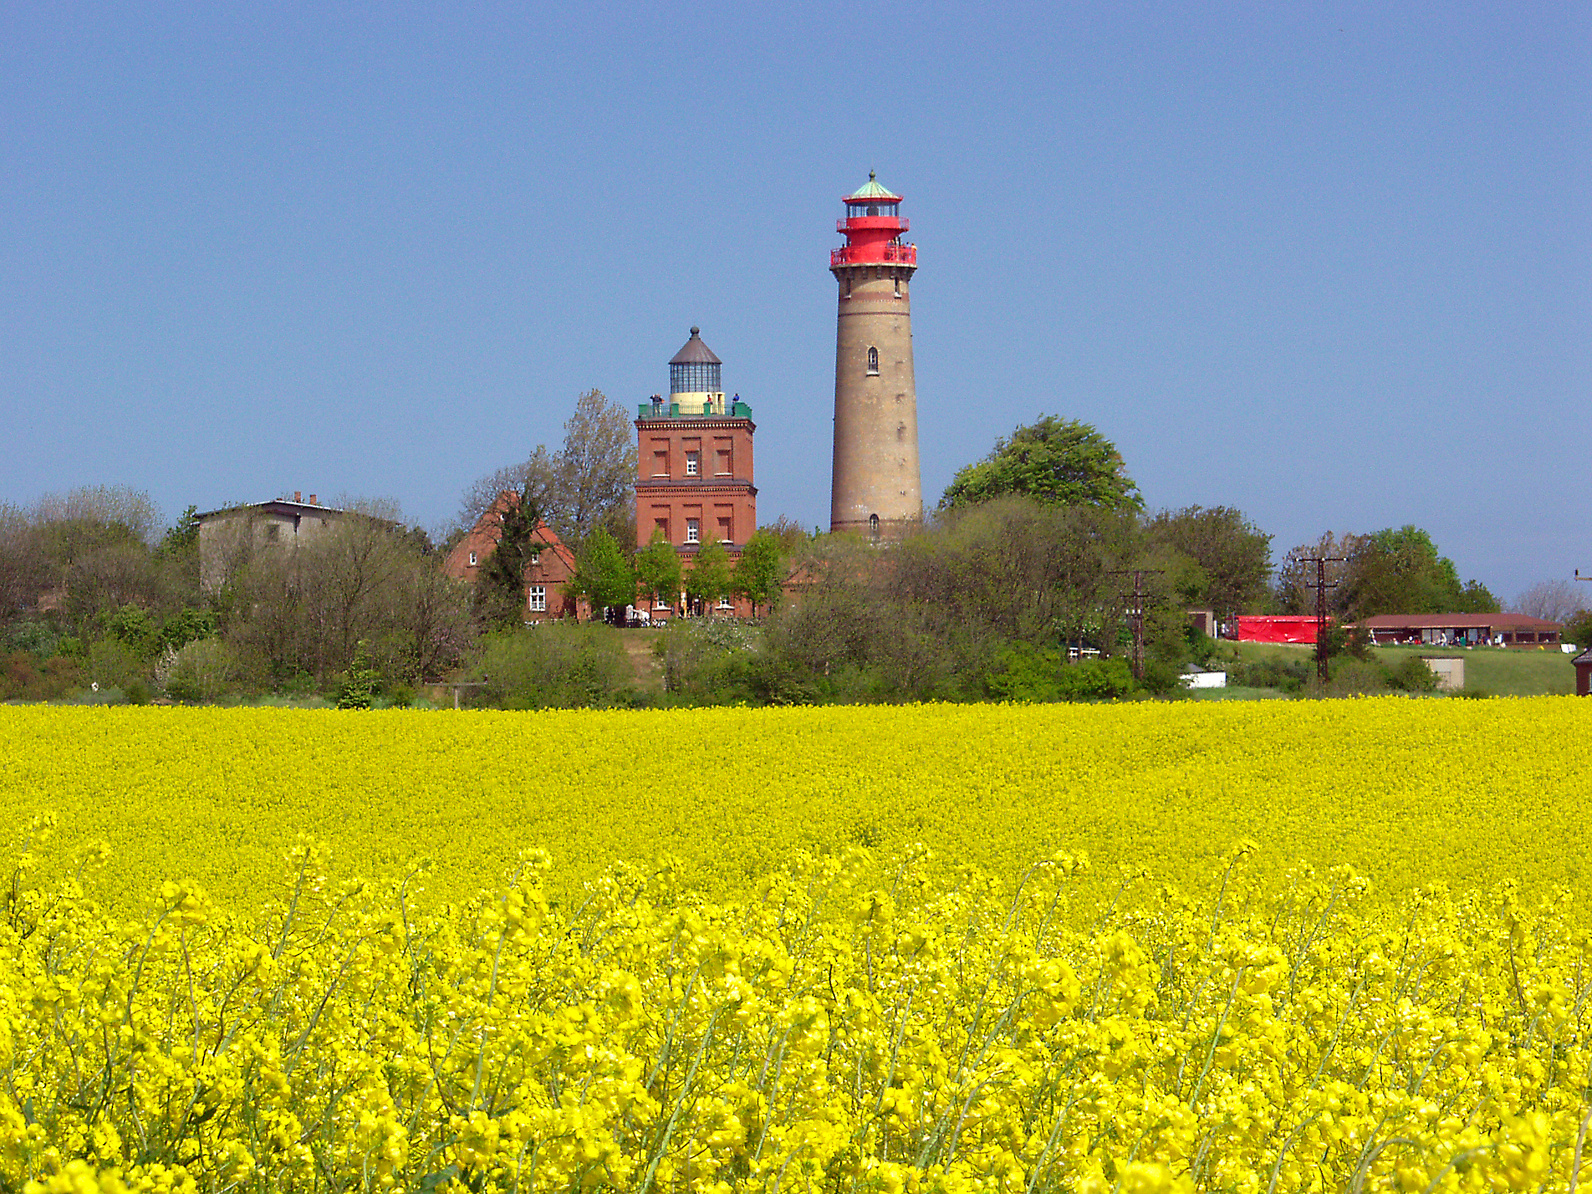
[940,415,1142,513]
[1276,525,1499,618]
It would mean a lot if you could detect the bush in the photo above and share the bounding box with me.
[655,617,762,701]
[102,603,161,659]
[162,638,236,704]
[1564,610,1592,653]
[468,624,632,709]
[1139,657,1186,698]
[987,646,1136,702]
[1386,655,1440,693]
[0,652,83,702]
[87,638,148,692]
[336,641,380,710]
[1319,657,1392,698]
[1228,655,1312,695]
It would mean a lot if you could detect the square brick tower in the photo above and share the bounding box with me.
[634,326,757,559]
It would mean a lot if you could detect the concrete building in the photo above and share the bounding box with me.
[634,328,758,619]
[193,493,344,592]
[442,491,587,621]
[830,172,921,537]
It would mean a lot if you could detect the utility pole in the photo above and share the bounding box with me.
[1303,556,1345,683]
[1108,569,1163,680]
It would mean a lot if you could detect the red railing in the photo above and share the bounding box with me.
[830,243,918,267]
[837,217,909,233]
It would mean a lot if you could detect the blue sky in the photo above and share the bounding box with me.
[2,2,1586,600]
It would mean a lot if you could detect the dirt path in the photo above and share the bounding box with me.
[619,631,664,693]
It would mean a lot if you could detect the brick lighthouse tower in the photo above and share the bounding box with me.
[830,172,921,537]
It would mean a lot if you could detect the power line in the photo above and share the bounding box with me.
[1302,556,1346,683]
[1107,569,1163,680]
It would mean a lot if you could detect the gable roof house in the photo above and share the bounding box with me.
[444,491,587,622]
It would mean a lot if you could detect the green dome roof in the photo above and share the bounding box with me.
[845,171,902,203]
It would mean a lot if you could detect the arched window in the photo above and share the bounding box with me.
[869,513,880,541]
[866,346,879,376]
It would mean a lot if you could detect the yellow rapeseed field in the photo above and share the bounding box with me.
[0,699,1588,911]
[1,700,1590,1191]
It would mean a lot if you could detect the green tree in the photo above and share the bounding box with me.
[1564,610,1592,652]
[1143,506,1272,618]
[477,488,544,629]
[1343,526,1498,617]
[570,528,636,617]
[159,505,200,555]
[686,538,734,611]
[940,416,1142,512]
[634,531,683,612]
[733,531,787,616]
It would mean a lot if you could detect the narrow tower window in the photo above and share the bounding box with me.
[866,347,879,376]
[869,513,880,541]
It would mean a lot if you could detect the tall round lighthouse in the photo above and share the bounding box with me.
[830,172,922,537]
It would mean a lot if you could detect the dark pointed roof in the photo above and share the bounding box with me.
[669,326,721,365]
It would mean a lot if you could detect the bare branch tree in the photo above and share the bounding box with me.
[455,390,637,551]
[1512,579,1589,623]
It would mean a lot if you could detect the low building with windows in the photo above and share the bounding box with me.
[633,328,758,619]
[443,491,586,622]
[194,492,345,592]
[1358,612,1564,648]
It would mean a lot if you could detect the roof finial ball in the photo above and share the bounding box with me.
[690,326,700,336]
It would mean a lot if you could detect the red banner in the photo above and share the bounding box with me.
[1235,615,1324,644]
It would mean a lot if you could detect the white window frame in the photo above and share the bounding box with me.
[685,518,700,544]
[685,451,699,476]
[468,551,477,567]
[528,585,546,612]
[717,595,733,610]
[529,549,540,567]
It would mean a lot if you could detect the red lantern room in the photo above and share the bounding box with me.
[830,172,918,268]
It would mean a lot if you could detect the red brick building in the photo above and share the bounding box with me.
[634,328,757,618]
[443,491,588,621]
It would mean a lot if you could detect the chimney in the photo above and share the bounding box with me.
[309,494,317,505]
[294,491,302,502]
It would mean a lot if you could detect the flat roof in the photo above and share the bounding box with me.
[193,499,343,520]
